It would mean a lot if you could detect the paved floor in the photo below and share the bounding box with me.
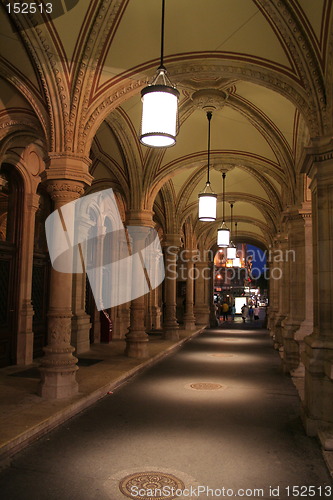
[0,328,202,460]
[0,322,332,500]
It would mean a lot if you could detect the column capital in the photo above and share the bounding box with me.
[26,192,40,212]
[125,209,155,227]
[301,136,333,181]
[45,179,85,205]
[41,153,93,187]
[163,233,182,248]
[274,231,288,247]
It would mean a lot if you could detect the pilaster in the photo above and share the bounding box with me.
[300,138,333,437]
[281,209,312,374]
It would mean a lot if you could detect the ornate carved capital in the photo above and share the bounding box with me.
[125,209,155,227]
[46,181,85,203]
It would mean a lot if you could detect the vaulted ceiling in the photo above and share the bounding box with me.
[1,0,332,250]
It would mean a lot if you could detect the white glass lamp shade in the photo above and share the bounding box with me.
[198,192,217,221]
[217,223,230,247]
[233,257,241,268]
[140,84,179,147]
[227,244,237,260]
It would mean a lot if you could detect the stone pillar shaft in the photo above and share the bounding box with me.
[301,140,333,437]
[194,260,210,326]
[163,235,180,340]
[124,210,155,358]
[39,181,85,398]
[17,193,39,365]
[38,155,92,399]
[281,211,309,373]
[272,235,289,350]
[183,251,196,330]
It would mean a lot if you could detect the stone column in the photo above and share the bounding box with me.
[144,248,163,332]
[272,234,289,353]
[209,261,217,327]
[148,265,162,331]
[267,253,278,335]
[183,250,196,330]
[281,211,307,373]
[16,193,40,365]
[124,210,155,358]
[163,234,181,340]
[288,209,313,377]
[38,181,84,398]
[194,260,210,326]
[38,155,92,399]
[71,215,94,354]
[114,303,130,339]
[301,138,333,439]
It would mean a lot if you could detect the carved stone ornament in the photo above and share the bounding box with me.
[213,163,236,173]
[191,89,228,111]
[48,316,72,345]
[46,182,85,201]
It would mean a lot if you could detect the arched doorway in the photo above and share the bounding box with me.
[0,164,23,366]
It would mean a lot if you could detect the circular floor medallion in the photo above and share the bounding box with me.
[210,353,234,358]
[119,471,185,500]
[189,382,223,391]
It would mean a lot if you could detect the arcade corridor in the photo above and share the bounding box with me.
[0,323,331,500]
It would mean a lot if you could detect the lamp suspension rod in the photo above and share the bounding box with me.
[160,0,166,69]
[222,172,226,222]
[230,202,233,235]
[207,111,212,184]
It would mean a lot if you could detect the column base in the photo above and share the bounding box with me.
[124,337,149,358]
[164,320,179,330]
[38,366,79,399]
[163,329,179,340]
[301,405,320,437]
[195,317,209,327]
[183,315,196,330]
[290,363,305,378]
[300,406,333,444]
[301,337,333,437]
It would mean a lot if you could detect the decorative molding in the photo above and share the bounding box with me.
[191,89,229,111]
[46,182,85,202]
[255,0,327,133]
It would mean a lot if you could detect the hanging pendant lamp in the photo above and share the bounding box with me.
[140,0,179,148]
[198,111,217,221]
[233,221,241,267]
[227,202,236,259]
[217,172,230,247]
